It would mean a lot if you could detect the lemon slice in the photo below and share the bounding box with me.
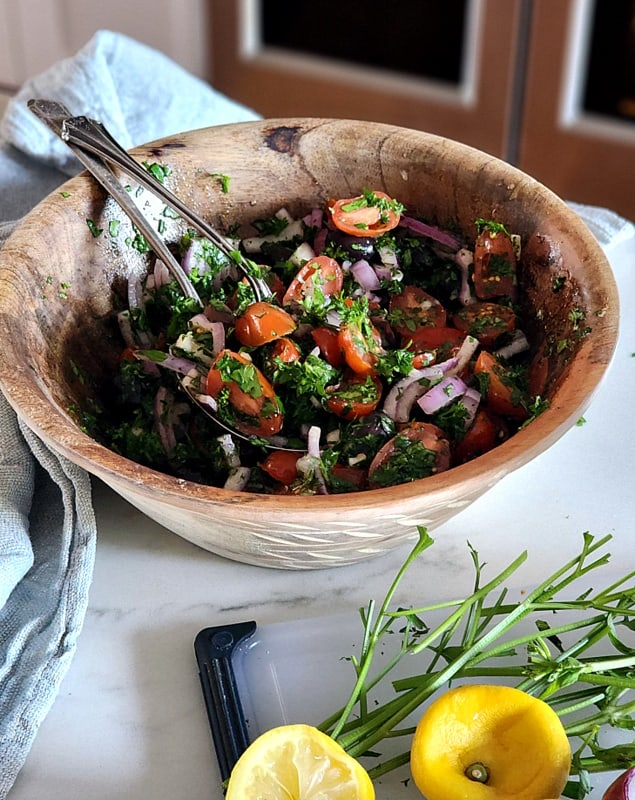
[225,723,375,800]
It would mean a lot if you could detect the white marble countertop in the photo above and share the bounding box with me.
[7,232,635,799]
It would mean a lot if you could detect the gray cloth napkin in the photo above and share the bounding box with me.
[0,30,259,799]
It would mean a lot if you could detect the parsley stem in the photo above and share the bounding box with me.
[321,530,635,796]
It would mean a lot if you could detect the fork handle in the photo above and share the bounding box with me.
[28,99,201,303]
[62,115,272,303]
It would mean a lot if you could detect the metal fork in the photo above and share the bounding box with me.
[27,98,301,452]
[28,98,272,304]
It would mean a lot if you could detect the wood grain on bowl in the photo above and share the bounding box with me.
[0,119,619,568]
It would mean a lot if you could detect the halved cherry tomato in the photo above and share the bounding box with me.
[328,463,367,491]
[368,421,451,487]
[119,346,137,362]
[406,326,465,360]
[329,190,401,238]
[452,301,516,347]
[473,350,528,420]
[311,326,344,368]
[266,271,287,305]
[453,408,507,464]
[269,336,302,364]
[282,255,343,308]
[338,319,384,376]
[325,372,382,420]
[234,301,297,347]
[389,285,447,339]
[260,449,301,485]
[206,349,283,437]
[473,223,517,300]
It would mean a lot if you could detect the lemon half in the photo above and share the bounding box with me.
[226,723,375,800]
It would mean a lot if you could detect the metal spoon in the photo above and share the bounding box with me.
[28,98,300,451]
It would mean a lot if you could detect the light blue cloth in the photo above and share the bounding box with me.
[0,30,259,799]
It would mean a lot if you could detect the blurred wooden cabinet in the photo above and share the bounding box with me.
[208,0,635,221]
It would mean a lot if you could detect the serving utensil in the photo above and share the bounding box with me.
[27,99,298,451]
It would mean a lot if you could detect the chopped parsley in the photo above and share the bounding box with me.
[370,435,439,487]
[209,172,231,193]
[143,161,172,184]
[86,219,103,237]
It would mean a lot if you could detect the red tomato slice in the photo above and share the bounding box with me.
[269,336,301,364]
[329,463,367,491]
[234,301,296,347]
[311,326,344,367]
[451,302,516,347]
[120,346,137,362]
[473,350,528,420]
[406,325,465,359]
[282,255,343,307]
[325,372,382,421]
[206,349,284,437]
[473,226,517,300]
[329,191,401,237]
[338,320,383,376]
[453,408,507,464]
[368,421,451,487]
[388,285,447,339]
[260,449,301,485]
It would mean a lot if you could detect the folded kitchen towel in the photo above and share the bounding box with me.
[0,29,259,799]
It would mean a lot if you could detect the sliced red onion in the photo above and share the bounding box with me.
[135,350,197,376]
[193,392,219,413]
[224,466,251,492]
[313,226,328,253]
[117,310,136,347]
[399,216,461,251]
[141,359,161,377]
[383,365,445,423]
[181,238,205,274]
[117,310,152,348]
[242,218,305,253]
[218,433,241,469]
[377,244,399,269]
[203,304,234,325]
[373,263,404,284]
[325,308,343,328]
[154,387,177,454]
[351,259,381,292]
[495,328,530,360]
[290,241,316,267]
[153,259,171,288]
[188,316,226,355]
[189,312,217,332]
[445,335,480,377]
[127,276,144,309]
[307,425,321,457]
[437,356,459,374]
[292,426,328,494]
[303,208,324,229]
[454,247,476,306]
[418,375,468,415]
[461,387,482,429]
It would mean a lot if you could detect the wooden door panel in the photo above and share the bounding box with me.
[518,0,635,220]
[208,0,525,158]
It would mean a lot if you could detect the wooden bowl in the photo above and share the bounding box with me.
[0,119,619,569]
